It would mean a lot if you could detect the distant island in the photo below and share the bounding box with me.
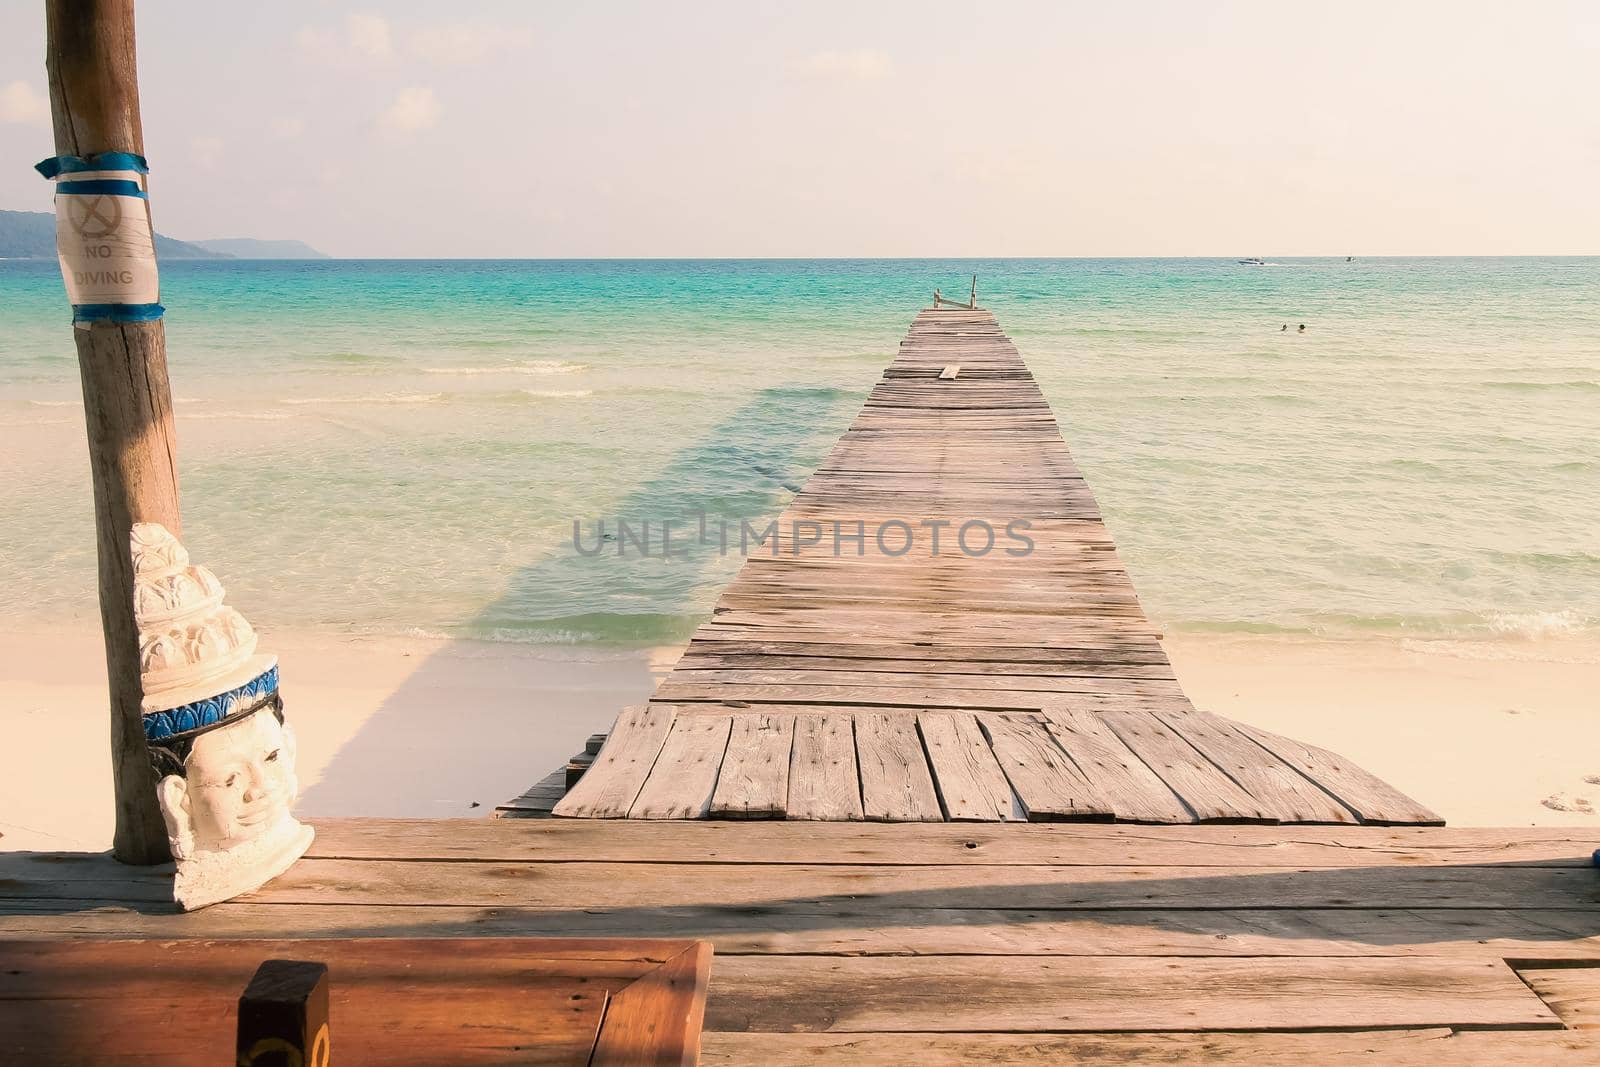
[0,209,326,260]
[191,238,328,259]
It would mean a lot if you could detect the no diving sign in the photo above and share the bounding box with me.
[50,167,160,311]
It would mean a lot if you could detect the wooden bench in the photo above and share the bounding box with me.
[0,936,712,1065]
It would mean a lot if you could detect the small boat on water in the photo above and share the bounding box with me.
[1237,257,1266,266]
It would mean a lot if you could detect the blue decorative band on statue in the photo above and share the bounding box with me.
[35,152,164,324]
[142,664,282,741]
[129,522,313,911]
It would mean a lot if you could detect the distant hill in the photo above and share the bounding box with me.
[0,209,231,259]
[193,238,327,259]
[1,210,327,261]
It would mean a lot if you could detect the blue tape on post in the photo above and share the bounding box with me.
[54,178,148,199]
[72,303,166,324]
[35,152,150,179]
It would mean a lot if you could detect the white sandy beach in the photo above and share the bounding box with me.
[2,623,1596,852]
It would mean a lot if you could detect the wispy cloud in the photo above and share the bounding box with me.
[0,80,49,125]
[346,14,393,59]
[297,12,394,65]
[377,87,441,136]
[796,49,894,82]
[410,22,519,66]
[299,15,518,68]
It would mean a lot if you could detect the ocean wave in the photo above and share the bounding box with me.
[27,399,79,408]
[422,360,587,376]
[464,612,699,646]
[281,393,442,406]
[523,389,593,399]
[1483,379,1600,392]
[1171,609,1596,641]
[180,410,301,421]
[1481,609,1594,638]
[1399,636,1600,663]
[312,351,402,365]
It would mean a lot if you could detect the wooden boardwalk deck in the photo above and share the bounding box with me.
[4,819,1599,1063]
[543,307,1439,825]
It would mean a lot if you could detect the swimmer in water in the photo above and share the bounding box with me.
[1297,324,1307,333]
[1280,324,1288,331]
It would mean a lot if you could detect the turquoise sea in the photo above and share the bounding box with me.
[2,258,1597,646]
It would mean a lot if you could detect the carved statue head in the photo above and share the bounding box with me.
[132,523,313,910]
[154,701,300,860]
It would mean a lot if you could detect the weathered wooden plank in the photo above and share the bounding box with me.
[701,1030,1600,1066]
[917,712,1022,821]
[854,713,942,822]
[1101,709,1275,823]
[702,955,1559,1032]
[983,714,1112,821]
[7,901,1600,961]
[1517,965,1600,1029]
[1039,706,1192,823]
[552,704,676,819]
[784,714,864,821]
[710,715,794,819]
[1157,711,1357,824]
[1237,724,1444,826]
[290,818,1600,868]
[653,680,1171,711]
[629,715,733,820]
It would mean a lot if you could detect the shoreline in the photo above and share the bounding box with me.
[2,623,1596,852]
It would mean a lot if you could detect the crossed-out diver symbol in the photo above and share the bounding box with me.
[67,193,122,238]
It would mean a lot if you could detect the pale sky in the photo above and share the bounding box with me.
[2,1,1598,257]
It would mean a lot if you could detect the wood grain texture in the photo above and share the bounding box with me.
[1039,705,1190,823]
[12,901,1600,962]
[1157,711,1358,824]
[630,715,733,819]
[702,1030,1600,1066]
[703,955,1559,1032]
[1517,965,1600,1030]
[710,715,794,818]
[1238,723,1445,826]
[854,713,942,822]
[591,941,714,1066]
[552,705,676,818]
[46,0,178,865]
[298,818,1596,868]
[918,712,1021,821]
[786,715,864,820]
[983,714,1112,821]
[1102,709,1276,823]
[0,937,712,1065]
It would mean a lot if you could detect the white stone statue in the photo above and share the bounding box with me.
[132,522,313,911]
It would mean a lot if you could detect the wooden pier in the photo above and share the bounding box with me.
[540,307,1439,825]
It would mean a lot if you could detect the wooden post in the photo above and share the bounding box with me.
[969,273,977,309]
[44,0,180,864]
[238,960,332,1067]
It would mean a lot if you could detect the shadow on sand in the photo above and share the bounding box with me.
[294,384,859,818]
